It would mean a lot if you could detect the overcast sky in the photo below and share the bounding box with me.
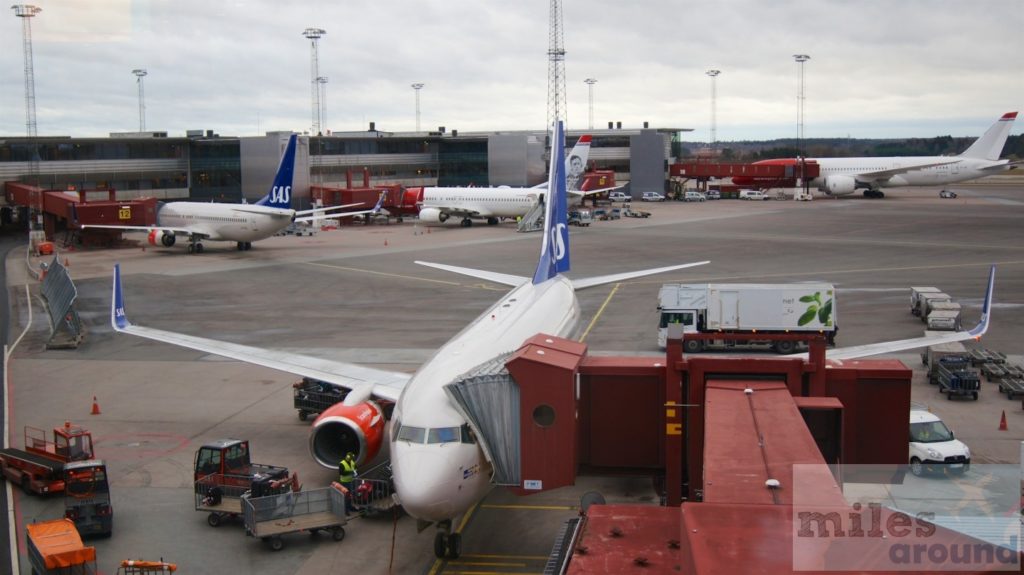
[2,0,1022,142]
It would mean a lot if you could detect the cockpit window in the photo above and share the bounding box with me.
[396,425,426,443]
[460,423,476,444]
[427,427,461,444]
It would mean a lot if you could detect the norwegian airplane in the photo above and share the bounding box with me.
[417,134,604,227]
[731,112,1019,198]
[84,134,383,253]
[109,121,993,559]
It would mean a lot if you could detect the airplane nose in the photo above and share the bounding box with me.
[392,449,457,521]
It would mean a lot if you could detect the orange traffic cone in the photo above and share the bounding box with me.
[91,396,101,415]
[998,410,1007,431]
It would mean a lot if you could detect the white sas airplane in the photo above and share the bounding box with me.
[84,134,383,253]
[417,134,607,227]
[732,112,1019,198]
[110,121,994,559]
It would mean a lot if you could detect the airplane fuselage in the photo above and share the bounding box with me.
[389,275,579,523]
[156,202,294,242]
[420,187,541,220]
[806,156,1010,189]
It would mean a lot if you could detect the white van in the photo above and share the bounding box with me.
[739,189,766,201]
[909,410,970,476]
[608,191,630,202]
[683,191,706,202]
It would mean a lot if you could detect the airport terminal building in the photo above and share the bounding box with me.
[0,126,689,209]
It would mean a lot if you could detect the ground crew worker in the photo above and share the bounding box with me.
[339,452,357,515]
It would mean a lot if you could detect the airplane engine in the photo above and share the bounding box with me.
[147,230,176,247]
[821,175,857,196]
[309,400,386,469]
[418,207,448,223]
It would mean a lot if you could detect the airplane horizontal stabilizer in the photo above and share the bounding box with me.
[414,261,528,288]
[823,265,994,362]
[571,260,710,291]
[111,264,408,403]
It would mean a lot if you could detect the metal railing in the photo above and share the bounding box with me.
[39,256,84,347]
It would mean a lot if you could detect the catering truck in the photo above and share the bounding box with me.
[657,283,837,353]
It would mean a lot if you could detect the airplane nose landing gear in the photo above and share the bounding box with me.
[433,520,462,559]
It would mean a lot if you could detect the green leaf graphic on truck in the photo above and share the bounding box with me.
[797,291,833,327]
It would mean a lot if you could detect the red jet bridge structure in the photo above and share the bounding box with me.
[671,160,820,197]
[4,182,157,245]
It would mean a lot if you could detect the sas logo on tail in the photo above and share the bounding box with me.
[550,224,567,261]
[269,186,291,204]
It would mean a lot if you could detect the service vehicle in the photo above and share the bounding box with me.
[657,283,837,352]
[622,204,651,218]
[683,191,706,202]
[608,191,630,202]
[0,422,94,495]
[568,210,593,226]
[193,439,291,526]
[706,189,721,200]
[63,460,113,537]
[930,355,981,400]
[739,189,767,200]
[640,191,665,202]
[909,410,970,476]
[26,518,98,575]
[242,486,348,551]
[939,189,958,198]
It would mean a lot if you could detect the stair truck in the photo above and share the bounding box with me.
[0,422,94,495]
[657,283,837,353]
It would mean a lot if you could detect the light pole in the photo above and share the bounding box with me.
[317,76,328,133]
[303,27,326,135]
[411,83,424,132]
[793,54,810,151]
[584,78,597,130]
[705,69,720,151]
[132,69,147,132]
[12,4,41,138]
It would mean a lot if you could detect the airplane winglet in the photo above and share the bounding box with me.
[111,264,131,331]
[967,265,995,338]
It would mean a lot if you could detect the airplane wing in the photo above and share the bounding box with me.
[294,193,387,223]
[797,266,994,362]
[414,261,529,288]
[81,224,206,238]
[571,261,710,291]
[857,160,962,182]
[977,160,1020,173]
[111,264,410,404]
[293,202,363,216]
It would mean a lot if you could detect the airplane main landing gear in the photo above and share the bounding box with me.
[460,218,473,228]
[187,241,205,254]
[863,189,885,199]
[486,217,499,225]
[433,521,462,559]
[236,241,252,251]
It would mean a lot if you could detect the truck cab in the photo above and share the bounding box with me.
[658,309,698,350]
[909,410,970,476]
[63,460,113,537]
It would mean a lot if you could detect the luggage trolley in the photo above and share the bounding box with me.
[293,378,348,421]
[242,486,348,551]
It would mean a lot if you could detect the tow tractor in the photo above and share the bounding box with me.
[64,459,114,537]
[193,439,293,527]
[0,421,94,494]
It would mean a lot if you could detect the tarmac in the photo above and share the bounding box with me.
[3,181,1024,574]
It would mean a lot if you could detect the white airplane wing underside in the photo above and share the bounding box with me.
[111,265,409,403]
[793,266,995,362]
[857,160,962,182]
[571,261,711,291]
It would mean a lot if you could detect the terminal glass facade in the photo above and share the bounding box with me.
[188,139,241,202]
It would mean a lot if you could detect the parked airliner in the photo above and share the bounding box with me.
[110,121,993,560]
[85,134,383,253]
[732,112,1019,198]
[418,134,601,227]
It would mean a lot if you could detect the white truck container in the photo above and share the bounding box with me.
[657,283,837,353]
[925,301,962,331]
[920,293,954,323]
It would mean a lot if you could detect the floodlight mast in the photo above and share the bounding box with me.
[12,4,42,138]
[793,54,811,152]
[132,69,148,132]
[705,69,721,151]
[303,27,326,135]
[584,78,597,130]
[411,83,424,132]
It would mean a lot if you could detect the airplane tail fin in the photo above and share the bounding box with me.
[566,135,592,191]
[959,112,1017,161]
[532,121,571,285]
[255,134,298,209]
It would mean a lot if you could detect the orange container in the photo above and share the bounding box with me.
[38,241,54,255]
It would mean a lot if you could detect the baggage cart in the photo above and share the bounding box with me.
[194,472,290,527]
[931,356,981,400]
[26,518,97,575]
[292,378,347,421]
[967,348,1007,367]
[997,376,1024,400]
[242,486,348,551]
